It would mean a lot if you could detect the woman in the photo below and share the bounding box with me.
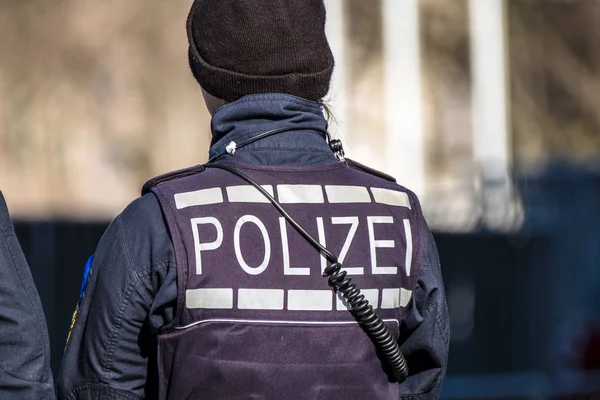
[57,1,449,399]
[0,192,55,399]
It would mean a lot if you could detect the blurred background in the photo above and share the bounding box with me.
[1,0,599,398]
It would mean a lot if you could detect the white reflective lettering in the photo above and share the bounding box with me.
[234,215,271,276]
[367,216,397,275]
[191,217,223,275]
[316,217,328,274]
[332,216,363,275]
[403,219,413,276]
[280,218,310,275]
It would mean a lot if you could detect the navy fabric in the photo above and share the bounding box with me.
[209,94,336,166]
[0,191,55,400]
[57,94,449,400]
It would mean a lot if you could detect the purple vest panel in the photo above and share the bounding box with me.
[150,161,425,400]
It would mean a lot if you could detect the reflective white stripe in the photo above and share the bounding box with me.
[381,288,413,309]
[186,288,233,309]
[226,185,274,203]
[325,185,371,203]
[288,290,332,311]
[403,219,413,276]
[238,289,284,310]
[381,288,399,309]
[175,318,400,331]
[277,185,324,204]
[336,289,379,311]
[175,188,223,209]
[400,288,412,307]
[400,288,413,307]
[370,188,411,208]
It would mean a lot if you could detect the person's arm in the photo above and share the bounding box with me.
[0,191,55,400]
[57,194,176,400]
[399,225,450,399]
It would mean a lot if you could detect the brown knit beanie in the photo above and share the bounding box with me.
[186,0,335,102]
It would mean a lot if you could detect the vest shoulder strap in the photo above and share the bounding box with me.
[141,165,207,195]
[345,158,396,183]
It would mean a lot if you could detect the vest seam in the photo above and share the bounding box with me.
[395,192,423,326]
[152,186,189,333]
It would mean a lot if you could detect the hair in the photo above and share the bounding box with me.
[317,98,336,123]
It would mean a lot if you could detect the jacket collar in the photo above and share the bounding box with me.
[208,94,336,165]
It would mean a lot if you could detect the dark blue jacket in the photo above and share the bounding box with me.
[57,94,449,399]
[0,191,55,400]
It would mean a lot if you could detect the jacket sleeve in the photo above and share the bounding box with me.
[0,191,55,400]
[399,222,450,399]
[56,194,176,400]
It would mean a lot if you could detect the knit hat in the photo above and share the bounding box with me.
[186,0,335,102]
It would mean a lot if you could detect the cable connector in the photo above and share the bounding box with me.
[329,139,345,161]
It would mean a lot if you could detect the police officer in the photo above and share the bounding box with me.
[58,0,449,399]
[0,191,55,399]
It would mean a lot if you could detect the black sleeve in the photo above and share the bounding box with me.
[56,194,176,400]
[399,224,450,399]
[0,191,55,400]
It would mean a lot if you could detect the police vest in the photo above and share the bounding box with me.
[145,160,425,400]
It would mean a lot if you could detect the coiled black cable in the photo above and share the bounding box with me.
[204,162,409,383]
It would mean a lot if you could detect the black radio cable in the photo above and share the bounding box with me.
[204,162,409,383]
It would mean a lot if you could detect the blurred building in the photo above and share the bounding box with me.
[0,0,211,218]
[1,0,599,223]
